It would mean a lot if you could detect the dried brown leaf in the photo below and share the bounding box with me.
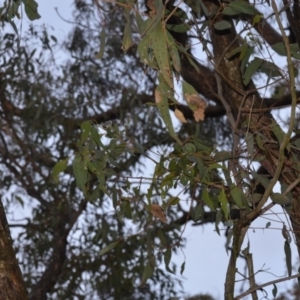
[150,204,167,223]
[185,94,207,121]
[174,108,188,123]
[194,108,205,121]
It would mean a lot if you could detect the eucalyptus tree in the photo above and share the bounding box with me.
[0,0,300,299]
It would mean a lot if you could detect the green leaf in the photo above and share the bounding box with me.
[140,0,164,37]
[222,6,240,16]
[164,248,174,273]
[167,35,181,73]
[22,0,41,21]
[185,0,201,17]
[52,158,68,183]
[218,188,229,219]
[202,188,216,211]
[99,241,120,256]
[95,28,106,59]
[271,120,285,145]
[180,261,185,275]
[225,228,233,253]
[150,24,173,88]
[245,132,254,160]
[252,14,263,25]
[135,12,146,34]
[193,204,204,221]
[260,60,282,78]
[271,193,291,205]
[228,45,243,59]
[272,42,300,58]
[272,284,278,298]
[230,185,244,208]
[166,22,190,33]
[240,46,254,74]
[166,197,180,206]
[122,11,133,52]
[183,143,196,154]
[239,41,250,61]
[182,80,198,95]
[282,224,291,243]
[284,241,292,276]
[80,120,92,142]
[243,57,263,85]
[214,20,231,30]
[141,257,156,285]
[72,155,88,195]
[215,209,222,235]
[223,1,256,15]
[155,77,181,144]
[214,151,232,162]
[157,229,168,247]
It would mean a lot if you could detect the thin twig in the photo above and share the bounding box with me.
[235,272,300,299]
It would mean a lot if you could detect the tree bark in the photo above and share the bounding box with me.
[0,198,28,300]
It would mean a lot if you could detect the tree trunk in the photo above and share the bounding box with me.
[0,198,28,300]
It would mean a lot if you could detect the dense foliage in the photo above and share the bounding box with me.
[1,0,300,299]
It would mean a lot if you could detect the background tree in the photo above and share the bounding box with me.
[1,0,300,299]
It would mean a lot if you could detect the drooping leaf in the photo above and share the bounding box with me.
[72,154,88,195]
[223,1,256,15]
[122,11,133,52]
[164,248,174,273]
[52,158,68,183]
[140,0,164,37]
[141,257,156,285]
[168,40,181,73]
[271,193,292,206]
[214,20,231,30]
[183,143,196,154]
[95,28,106,59]
[240,46,254,74]
[202,188,216,211]
[180,261,185,275]
[166,197,180,206]
[272,284,278,298]
[155,78,182,144]
[272,42,300,58]
[225,228,233,253]
[282,224,292,243]
[214,151,233,162]
[80,120,92,142]
[150,23,173,88]
[243,57,263,85]
[284,241,292,276]
[230,185,244,208]
[157,229,168,247]
[218,188,229,219]
[99,240,120,256]
[193,204,204,221]
[22,0,41,21]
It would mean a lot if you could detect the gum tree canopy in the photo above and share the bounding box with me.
[1,0,300,299]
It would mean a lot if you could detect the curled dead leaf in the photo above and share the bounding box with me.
[184,94,207,122]
[174,108,188,123]
[150,204,167,223]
